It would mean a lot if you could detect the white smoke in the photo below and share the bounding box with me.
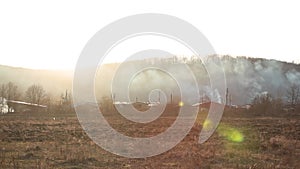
[95,55,300,105]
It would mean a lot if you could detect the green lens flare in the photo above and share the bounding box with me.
[218,125,244,143]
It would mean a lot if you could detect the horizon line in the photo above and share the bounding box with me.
[1,55,299,71]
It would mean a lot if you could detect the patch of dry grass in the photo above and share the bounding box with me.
[0,110,299,168]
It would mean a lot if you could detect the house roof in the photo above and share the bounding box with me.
[7,100,47,108]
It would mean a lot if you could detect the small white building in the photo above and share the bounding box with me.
[0,97,14,114]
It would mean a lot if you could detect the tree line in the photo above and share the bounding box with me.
[250,83,300,115]
[0,82,73,113]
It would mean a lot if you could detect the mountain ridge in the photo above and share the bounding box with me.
[1,56,300,105]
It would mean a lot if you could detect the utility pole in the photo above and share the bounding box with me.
[158,91,161,103]
[112,93,115,102]
[225,88,229,105]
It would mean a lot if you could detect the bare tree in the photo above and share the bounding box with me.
[25,84,46,105]
[287,83,300,107]
[7,82,21,100]
[0,84,7,98]
[254,93,286,114]
[0,82,21,100]
[59,90,74,113]
[43,93,54,113]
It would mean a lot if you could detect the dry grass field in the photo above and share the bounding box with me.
[0,107,299,169]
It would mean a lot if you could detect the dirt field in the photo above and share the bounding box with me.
[0,108,299,169]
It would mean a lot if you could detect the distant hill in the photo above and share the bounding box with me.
[219,56,300,104]
[1,56,300,105]
[0,65,73,98]
[94,56,300,105]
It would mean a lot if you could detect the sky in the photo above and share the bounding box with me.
[0,0,300,70]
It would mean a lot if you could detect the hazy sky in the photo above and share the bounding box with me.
[0,0,299,70]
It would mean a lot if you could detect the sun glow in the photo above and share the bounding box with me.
[178,101,184,107]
